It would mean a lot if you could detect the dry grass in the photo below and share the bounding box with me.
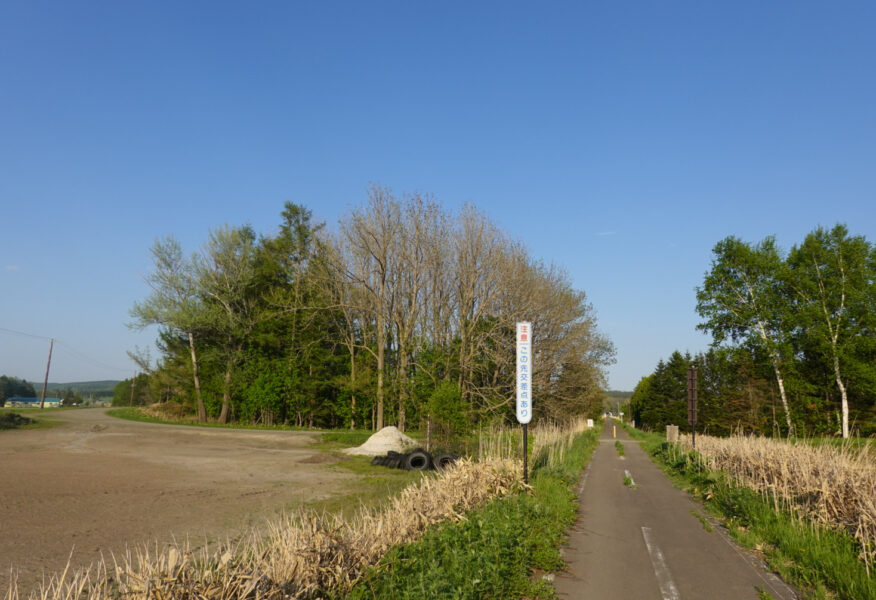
[478,417,592,466]
[6,419,594,600]
[5,458,522,600]
[681,433,876,571]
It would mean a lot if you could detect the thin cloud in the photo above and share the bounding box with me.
[596,231,617,237]
[4,265,20,271]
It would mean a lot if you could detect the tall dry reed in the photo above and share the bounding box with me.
[478,417,592,467]
[5,458,522,600]
[680,433,876,571]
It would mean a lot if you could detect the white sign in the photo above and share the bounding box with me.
[516,321,532,424]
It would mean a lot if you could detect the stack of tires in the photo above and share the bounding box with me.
[370,449,458,471]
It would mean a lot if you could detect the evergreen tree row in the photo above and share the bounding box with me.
[0,375,37,405]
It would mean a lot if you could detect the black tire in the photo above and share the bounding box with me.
[387,455,404,469]
[403,449,433,471]
[370,456,384,466]
[386,450,401,458]
[434,453,458,470]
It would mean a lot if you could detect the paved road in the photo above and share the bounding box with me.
[554,424,798,600]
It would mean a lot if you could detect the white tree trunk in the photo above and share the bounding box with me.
[833,354,850,438]
[756,320,793,435]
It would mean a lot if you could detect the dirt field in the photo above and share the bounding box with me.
[0,409,357,594]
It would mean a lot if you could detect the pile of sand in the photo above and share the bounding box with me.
[342,426,417,456]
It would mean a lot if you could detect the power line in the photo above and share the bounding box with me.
[0,326,133,373]
[0,326,51,340]
[54,341,132,373]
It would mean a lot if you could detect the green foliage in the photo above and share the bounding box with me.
[649,441,875,600]
[44,380,118,398]
[692,226,876,438]
[112,374,152,406]
[0,412,33,429]
[0,410,62,431]
[318,430,374,447]
[107,407,301,430]
[428,381,469,443]
[0,375,36,405]
[690,509,714,533]
[130,196,615,433]
[343,426,601,599]
[345,494,551,600]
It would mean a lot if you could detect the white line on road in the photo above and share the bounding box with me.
[624,469,635,487]
[577,462,592,495]
[641,526,681,600]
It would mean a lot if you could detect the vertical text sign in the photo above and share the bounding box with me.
[516,322,533,424]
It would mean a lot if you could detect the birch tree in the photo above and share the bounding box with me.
[787,225,872,438]
[696,236,795,434]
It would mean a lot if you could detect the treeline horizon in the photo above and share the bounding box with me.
[631,224,876,438]
[122,186,615,433]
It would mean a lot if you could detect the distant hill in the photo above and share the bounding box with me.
[604,390,633,399]
[41,380,120,397]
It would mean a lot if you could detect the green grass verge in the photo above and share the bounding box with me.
[106,407,315,430]
[310,453,428,517]
[0,410,64,431]
[107,408,427,443]
[340,425,602,599]
[646,438,875,600]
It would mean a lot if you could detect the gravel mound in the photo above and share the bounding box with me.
[342,426,417,456]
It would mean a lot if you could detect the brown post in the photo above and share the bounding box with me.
[40,338,54,409]
[687,366,698,448]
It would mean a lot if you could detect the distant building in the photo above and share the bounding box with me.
[5,397,62,408]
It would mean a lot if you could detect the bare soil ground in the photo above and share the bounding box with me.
[0,409,357,594]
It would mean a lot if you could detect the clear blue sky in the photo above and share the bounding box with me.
[1,1,874,390]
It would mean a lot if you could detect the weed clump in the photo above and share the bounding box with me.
[0,413,32,430]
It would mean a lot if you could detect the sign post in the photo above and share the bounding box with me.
[687,365,697,449]
[516,322,532,484]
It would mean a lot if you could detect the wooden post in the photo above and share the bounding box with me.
[40,338,54,409]
[687,366,698,449]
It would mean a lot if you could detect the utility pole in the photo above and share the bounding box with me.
[129,372,137,406]
[40,338,54,409]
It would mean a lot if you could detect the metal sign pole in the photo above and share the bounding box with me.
[523,423,528,484]
[516,322,532,484]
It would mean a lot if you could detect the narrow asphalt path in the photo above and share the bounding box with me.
[553,423,798,600]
